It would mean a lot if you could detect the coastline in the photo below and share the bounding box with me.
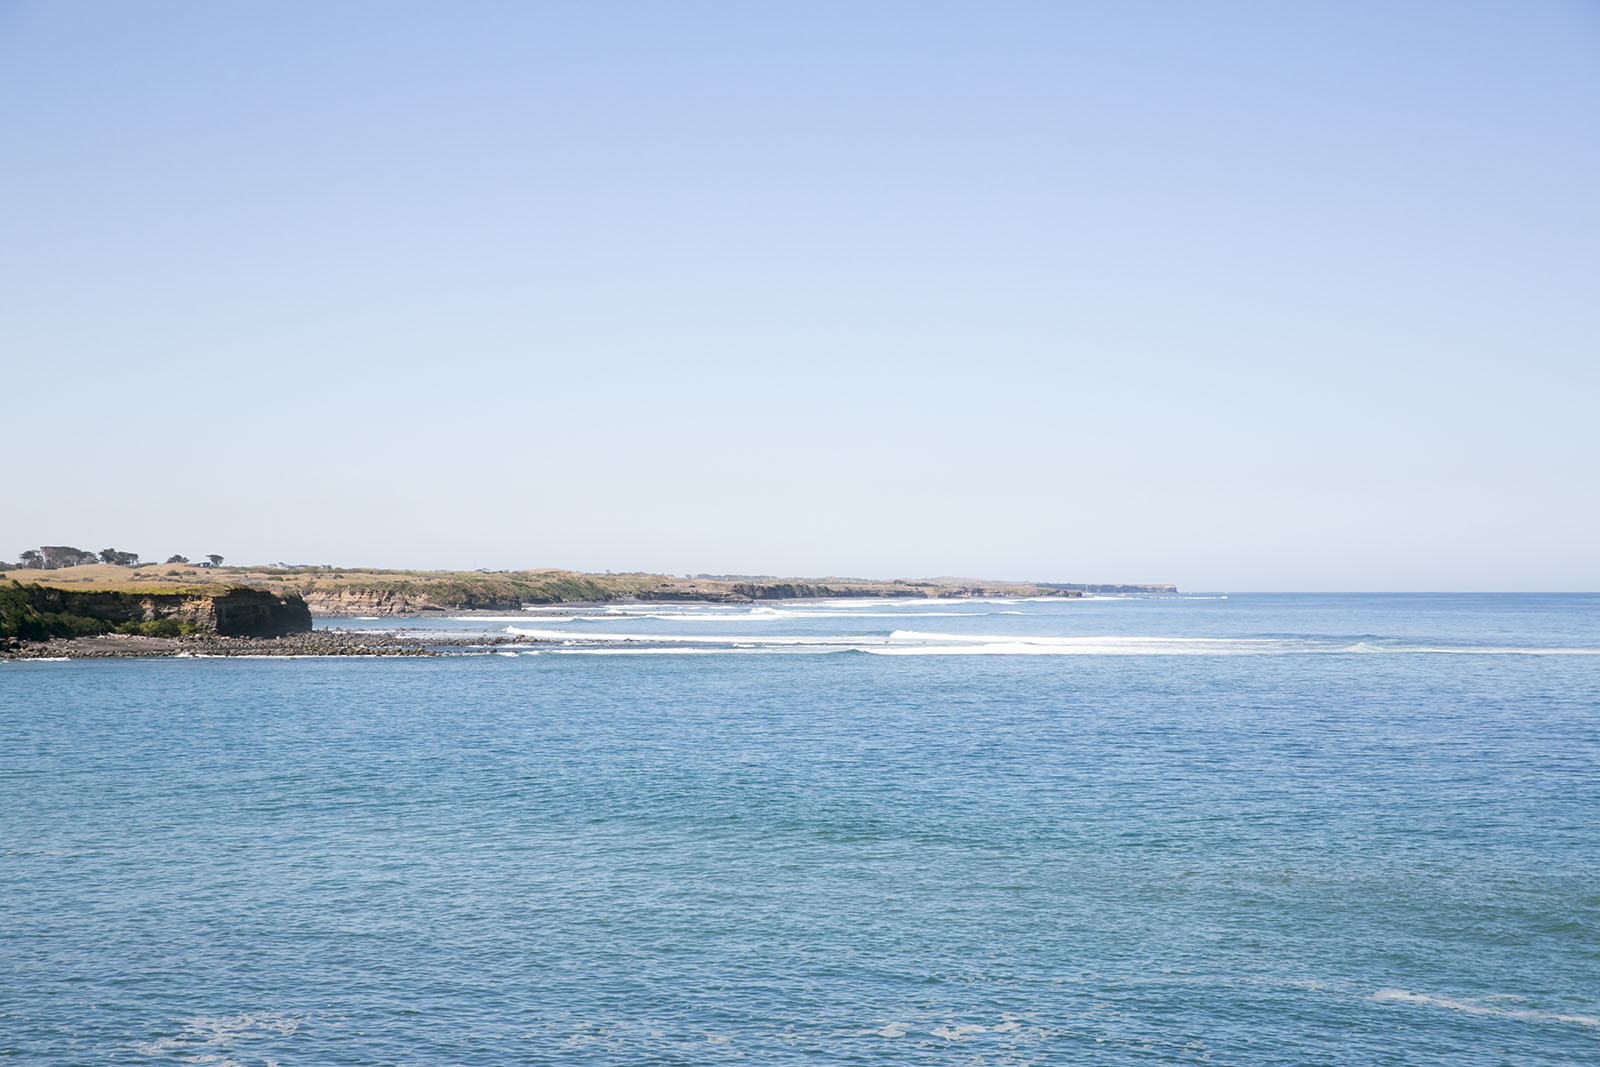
[3,564,1156,620]
[1,591,1107,660]
[3,593,1072,660]
[1,582,1173,660]
[1,629,524,660]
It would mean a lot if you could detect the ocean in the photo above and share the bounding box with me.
[3,593,1597,1064]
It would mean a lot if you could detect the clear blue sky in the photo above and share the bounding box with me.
[4,2,1596,590]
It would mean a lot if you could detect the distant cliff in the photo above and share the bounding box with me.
[1040,583,1179,595]
[2,565,1162,619]
[2,582,312,641]
[291,574,1086,615]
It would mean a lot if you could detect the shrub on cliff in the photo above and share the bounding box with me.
[113,618,198,638]
[0,582,111,640]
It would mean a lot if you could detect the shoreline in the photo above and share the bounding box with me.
[4,565,1141,621]
[3,593,1131,660]
[1,630,523,661]
[311,595,1050,619]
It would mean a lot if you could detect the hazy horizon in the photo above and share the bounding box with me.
[5,2,1596,592]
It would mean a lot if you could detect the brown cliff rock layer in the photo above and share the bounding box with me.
[33,587,312,636]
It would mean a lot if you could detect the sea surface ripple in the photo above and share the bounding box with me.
[2,593,1597,1064]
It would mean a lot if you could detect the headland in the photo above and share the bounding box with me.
[1,563,1177,659]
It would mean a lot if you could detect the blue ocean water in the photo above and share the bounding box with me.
[3,593,1598,1064]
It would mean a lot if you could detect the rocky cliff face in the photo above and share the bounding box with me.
[299,587,443,616]
[731,582,919,600]
[1040,583,1179,594]
[297,579,1087,614]
[36,587,312,636]
[202,589,314,636]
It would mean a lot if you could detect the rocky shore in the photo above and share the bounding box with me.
[2,630,524,660]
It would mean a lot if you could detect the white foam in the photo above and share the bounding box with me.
[595,606,753,617]
[880,631,1295,655]
[531,645,798,655]
[448,615,577,623]
[587,609,978,621]
[752,609,976,619]
[496,625,1600,658]
[876,632,1600,657]
[591,596,1063,614]
[134,1011,302,1058]
[1371,989,1600,1028]
[565,606,980,621]
[505,626,867,646]
[1356,644,1600,656]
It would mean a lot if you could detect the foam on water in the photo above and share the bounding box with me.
[527,646,792,655]
[133,1011,303,1060]
[504,627,869,647]
[1371,989,1600,1028]
[499,624,1600,657]
[568,608,979,621]
[1346,643,1600,656]
[448,615,578,623]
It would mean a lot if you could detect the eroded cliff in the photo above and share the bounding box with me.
[10,585,312,637]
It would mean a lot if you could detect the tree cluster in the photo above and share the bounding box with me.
[20,546,98,569]
[6,546,225,570]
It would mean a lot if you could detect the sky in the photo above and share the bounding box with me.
[3,1,1597,590]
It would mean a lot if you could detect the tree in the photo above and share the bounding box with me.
[207,554,224,567]
[99,548,140,566]
[19,550,42,569]
[165,554,189,565]
[40,546,97,569]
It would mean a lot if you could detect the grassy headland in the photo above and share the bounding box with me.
[0,564,1106,616]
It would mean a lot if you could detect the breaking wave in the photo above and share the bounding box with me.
[500,626,1600,657]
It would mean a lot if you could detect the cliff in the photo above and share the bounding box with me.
[3,566,1176,619]
[299,586,447,616]
[1040,583,1180,595]
[292,575,1087,614]
[3,583,312,639]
